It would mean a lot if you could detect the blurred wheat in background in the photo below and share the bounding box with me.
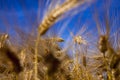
[0,0,120,80]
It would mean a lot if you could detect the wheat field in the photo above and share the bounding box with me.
[0,0,120,80]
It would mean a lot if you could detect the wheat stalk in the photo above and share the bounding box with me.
[34,0,84,80]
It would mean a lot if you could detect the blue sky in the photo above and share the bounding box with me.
[0,0,120,41]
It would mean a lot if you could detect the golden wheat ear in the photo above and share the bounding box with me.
[94,14,111,57]
[0,34,9,48]
[38,0,84,35]
[0,46,23,74]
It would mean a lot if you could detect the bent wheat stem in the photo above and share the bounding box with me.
[34,0,84,80]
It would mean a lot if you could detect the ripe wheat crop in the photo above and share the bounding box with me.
[0,0,120,80]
